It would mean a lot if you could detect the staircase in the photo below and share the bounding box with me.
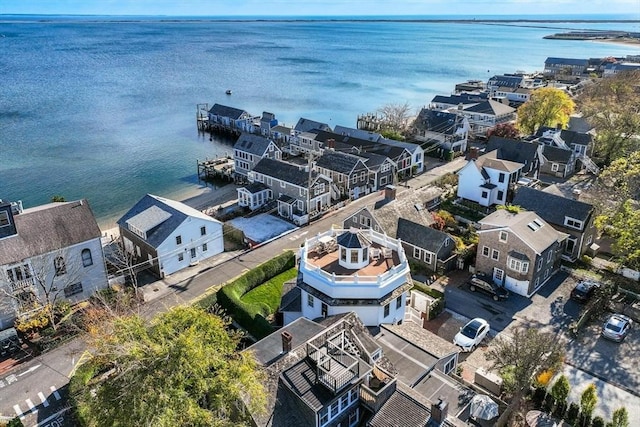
[577,153,600,175]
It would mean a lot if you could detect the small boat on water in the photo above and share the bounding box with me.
[225,89,232,95]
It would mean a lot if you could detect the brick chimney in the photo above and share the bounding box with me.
[281,331,293,353]
[467,146,480,161]
[327,138,335,150]
[384,185,396,202]
[430,397,449,425]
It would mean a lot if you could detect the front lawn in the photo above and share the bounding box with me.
[240,268,298,313]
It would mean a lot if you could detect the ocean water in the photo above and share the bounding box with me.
[1,16,639,227]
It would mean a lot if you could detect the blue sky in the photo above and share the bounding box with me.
[2,0,639,16]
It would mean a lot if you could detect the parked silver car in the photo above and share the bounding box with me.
[601,314,632,342]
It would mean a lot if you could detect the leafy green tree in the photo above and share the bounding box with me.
[51,195,66,202]
[601,200,640,269]
[486,328,565,427]
[516,87,575,135]
[551,374,571,404]
[580,383,598,421]
[577,70,640,165]
[71,305,266,427]
[610,407,630,427]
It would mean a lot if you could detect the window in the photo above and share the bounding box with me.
[352,216,357,223]
[54,256,66,276]
[351,175,357,184]
[497,190,504,201]
[491,249,500,261]
[413,247,422,259]
[340,394,350,410]
[0,211,9,227]
[200,226,206,236]
[360,216,371,227]
[176,235,182,245]
[508,257,529,273]
[384,303,390,318]
[341,248,347,262]
[190,248,196,258]
[494,268,504,281]
[349,388,358,403]
[330,401,339,418]
[320,410,329,426]
[63,282,83,298]
[307,294,314,308]
[551,163,559,172]
[350,250,359,263]
[498,173,505,183]
[178,253,184,262]
[81,249,93,267]
[349,410,358,426]
[537,258,543,271]
[481,191,488,199]
[482,246,490,257]
[564,217,583,230]
[202,243,208,252]
[587,234,593,245]
[443,357,456,375]
[424,252,433,264]
[499,231,508,243]
[547,250,553,263]
[396,295,402,309]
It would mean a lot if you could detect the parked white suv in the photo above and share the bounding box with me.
[453,318,490,352]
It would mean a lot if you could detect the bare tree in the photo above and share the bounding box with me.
[104,240,141,298]
[377,102,413,131]
[0,248,85,331]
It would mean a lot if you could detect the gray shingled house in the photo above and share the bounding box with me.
[233,132,282,180]
[314,150,372,200]
[0,199,108,329]
[512,186,596,261]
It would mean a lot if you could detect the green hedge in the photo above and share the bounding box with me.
[411,281,445,319]
[202,251,296,340]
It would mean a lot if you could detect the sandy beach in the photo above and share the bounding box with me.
[592,38,640,47]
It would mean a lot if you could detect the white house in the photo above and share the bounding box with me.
[0,199,109,330]
[117,194,224,278]
[457,149,524,207]
[288,227,412,327]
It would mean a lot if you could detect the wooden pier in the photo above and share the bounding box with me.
[197,157,235,182]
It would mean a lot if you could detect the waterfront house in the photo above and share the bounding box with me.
[237,182,271,211]
[512,186,596,261]
[244,311,467,427]
[296,227,412,326]
[0,199,108,330]
[415,109,470,153]
[294,117,332,134]
[457,149,524,207]
[314,149,372,200]
[269,124,295,147]
[233,132,282,180]
[543,57,590,77]
[287,131,324,157]
[475,209,567,297]
[248,158,332,225]
[259,111,278,137]
[486,136,541,178]
[429,93,488,111]
[207,103,256,132]
[460,100,517,139]
[117,194,224,278]
[333,125,425,174]
[603,62,640,77]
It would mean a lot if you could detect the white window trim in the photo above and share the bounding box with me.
[491,249,500,261]
[499,231,508,243]
[564,217,583,230]
[482,246,490,257]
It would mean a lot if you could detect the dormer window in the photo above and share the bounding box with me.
[499,231,508,242]
[564,217,583,230]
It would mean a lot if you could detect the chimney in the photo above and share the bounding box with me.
[430,397,449,425]
[384,185,396,202]
[467,146,480,161]
[327,138,335,150]
[281,331,293,353]
[572,188,581,200]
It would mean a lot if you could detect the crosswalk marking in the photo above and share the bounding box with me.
[38,391,49,407]
[26,398,37,413]
[50,385,61,400]
[13,404,24,419]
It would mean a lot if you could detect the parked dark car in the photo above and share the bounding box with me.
[0,327,20,358]
[468,274,509,301]
[570,281,600,303]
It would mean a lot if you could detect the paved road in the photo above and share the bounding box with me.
[0,157,467,424]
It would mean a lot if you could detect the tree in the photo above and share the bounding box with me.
[610,407,629,427]
[600,200,640,269]
[487,122,519,139]
[51,195,66,202]
[70,305,266,427]
[516,87,575,135]
[550,374,571,405]
[378,102,413,132]
[0,248,86,331]
[104,239,143,298]
[577,70,640,165]
[580,383,598,424]
[485,328,565,427]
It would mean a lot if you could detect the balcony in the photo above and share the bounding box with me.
[359,365,397,413]
[10,278,35,292]
[307,339,360,394]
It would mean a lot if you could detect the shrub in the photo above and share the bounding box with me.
[582,255,593,265]
[542,393,554,413]
[566,402,580,425]
[15,310,50,334]
[536,369,554,387]
[578,412,592,427]
[7,417,24,427]
[208,251,296,340]
[531,385,546,408]
[553,401,567,419]
[592,416,606,427]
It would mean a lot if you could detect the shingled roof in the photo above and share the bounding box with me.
[542,145,573,163]
[396,218,451,254]
[512,186,594,225]
[486,136,540,173]
[253,158,314,187]
[208,103,250,120]
[0,200,101,266]
[233,133,276,156]
[315,150,366,175]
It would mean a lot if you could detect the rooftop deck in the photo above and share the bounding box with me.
[307,242,401,277]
